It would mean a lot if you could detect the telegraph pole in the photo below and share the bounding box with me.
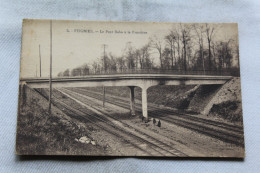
[49,20,53,114]
[101,44,108,107]
[39,44,42,77]
[102,44,108,73]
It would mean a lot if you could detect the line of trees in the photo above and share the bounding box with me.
[58,23,240,77]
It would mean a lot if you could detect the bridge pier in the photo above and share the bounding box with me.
[141,87,148,121]
[128,86,135,115]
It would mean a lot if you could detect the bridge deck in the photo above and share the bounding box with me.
[21,74,233,83]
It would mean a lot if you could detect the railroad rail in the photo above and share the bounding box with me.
[35,88,187,157]
[63,87,244,146]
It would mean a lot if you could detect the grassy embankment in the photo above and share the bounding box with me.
[85,85,196,110]
[16,86,105,155]
[85,80,243,123]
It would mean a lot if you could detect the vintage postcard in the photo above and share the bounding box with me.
[16,19,244,157]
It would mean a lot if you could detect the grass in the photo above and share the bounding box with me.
[209,101,243,123]
[16,88,105,155]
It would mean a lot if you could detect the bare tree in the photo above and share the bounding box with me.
[193,24,206,74]
[172,26,182,70]
[180,24,192,71]
[81,64,90,75]
[215,39,234,69]
[162,47,171,69]
[225,39,234,69]
[57,72,63,77]
[124,42,136,70]
[116,56,126,72]
[165,31,176,69]
[63,69,70,76]
[108,53,117,73]
[138,44,151,70]
[92,61,98,74]
[149,36,164,69]
[205,23,218,70]
[212,41,217,69]
[71,67,82,76]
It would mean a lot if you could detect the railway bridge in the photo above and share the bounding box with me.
[20,74,232,119]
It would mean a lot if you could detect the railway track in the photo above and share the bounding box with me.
[66,87,244,146]
[70,87,243,131]
[35,88,187,157]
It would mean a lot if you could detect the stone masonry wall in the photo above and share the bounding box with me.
[188,77,242,115]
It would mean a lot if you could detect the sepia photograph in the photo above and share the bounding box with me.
[16,19,244,157]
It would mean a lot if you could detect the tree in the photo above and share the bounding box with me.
[162,47,171,69]
[108,53,117,73]
[193,24,206,73]
[124,42,136,70]
[102,54,109,73]
[150,36,164,69]
[63,69,70,76]
[92,61,98,74]
[172,26,182,70]
[165,31,176,69]
[81,64,90,75]
[212,41,217,69]
[180,24,192,71]
[215,40,233,69]
[116,56,126,72]
[205,23,218,70]
[138,44,151,70]
[71,67,82,76]
[57,72,63,77]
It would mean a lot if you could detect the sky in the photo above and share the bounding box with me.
[20,19,238,78]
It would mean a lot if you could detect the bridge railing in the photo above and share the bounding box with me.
[81,68,240,77]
